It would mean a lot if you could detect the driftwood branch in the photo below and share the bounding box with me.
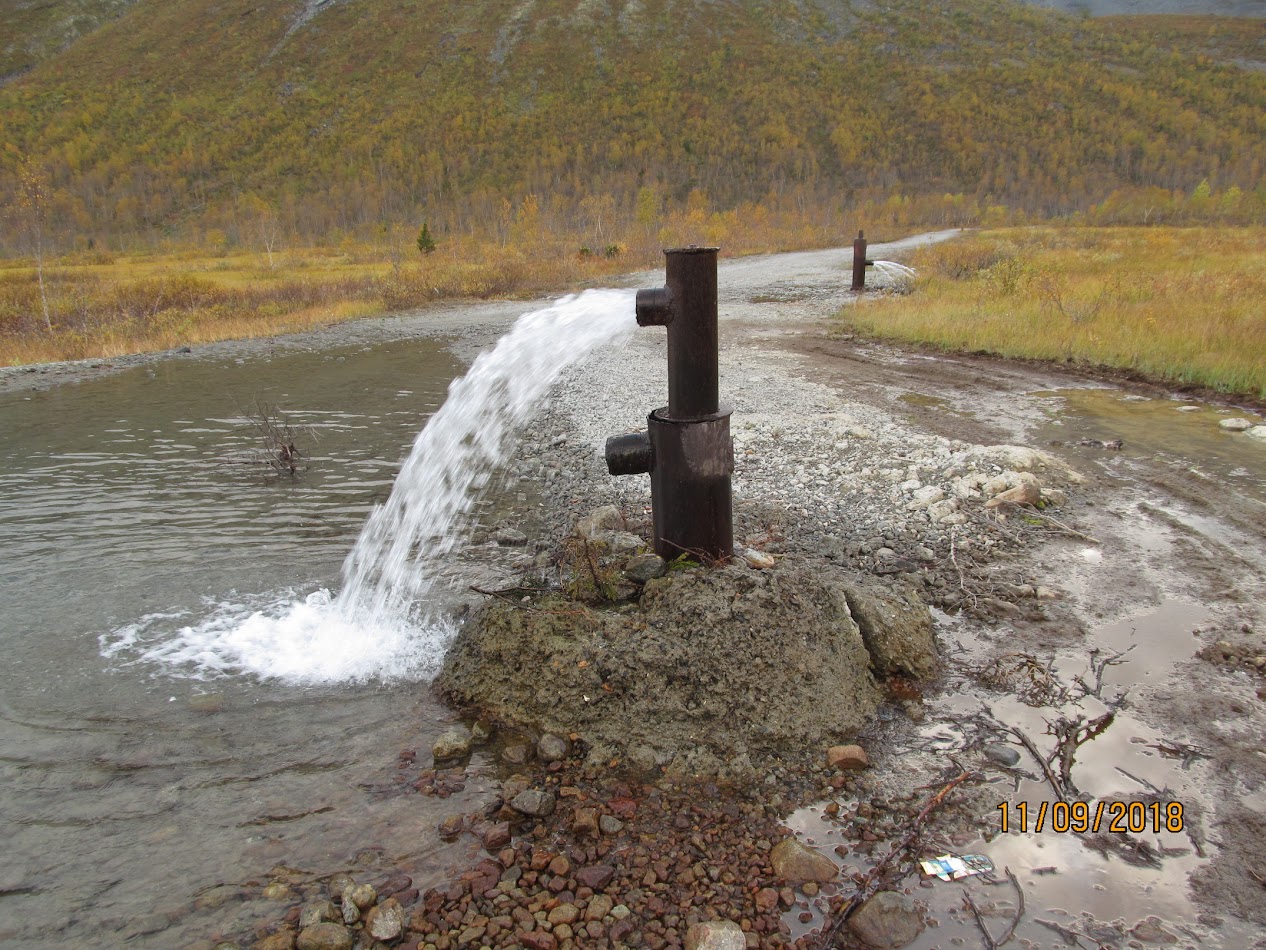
[816,770,979,949]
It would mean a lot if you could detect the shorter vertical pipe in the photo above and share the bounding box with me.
[851,230,868,291]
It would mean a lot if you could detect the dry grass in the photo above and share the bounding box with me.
[841,226,1266,398]
[0,211,854,365]
[0,238,660,365]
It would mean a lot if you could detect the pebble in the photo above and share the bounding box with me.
[510,788,556,817]
[827,744,869,770]
[432,727,472,762]
[985,743,1021,767]
[296,923,354,950]
[770,838,837,883]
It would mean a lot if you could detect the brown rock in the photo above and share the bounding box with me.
[253,933,295,950]
[827,745,869,770]
[438,814,465,839]
[684,920,746,950]
[586,894,614,921]
[483,822,512,850]
[848,891,924,948]
[576,865,615,889]
[548,902,580,925]
[572,807,600,836]
[518,930,558,950]
[364,897,405,942]
[754,888,779,912]
[984,480,1041,509]
[296,923,354,950]
[770,838,837,884]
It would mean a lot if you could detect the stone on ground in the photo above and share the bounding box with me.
[296,923,354,950]
[848,891,925,948]
[685,919,747,950]
[827,744,869,770]
[770,837,837,883]
[841,579,937,679]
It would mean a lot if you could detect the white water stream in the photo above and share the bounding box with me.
[101,289,636,684]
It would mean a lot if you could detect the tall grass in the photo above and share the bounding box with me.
[841,227,1266,398]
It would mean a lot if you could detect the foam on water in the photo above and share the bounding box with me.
[99,289,636,684]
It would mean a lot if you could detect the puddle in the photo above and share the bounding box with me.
[780,598,1264,948]
[1032,389,1266,506]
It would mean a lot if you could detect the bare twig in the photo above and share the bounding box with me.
[1025,509,1101,544]
[817,770,980,949]
[949,529,978,608]
[1006,724,1067,802]
[964,891,999,950]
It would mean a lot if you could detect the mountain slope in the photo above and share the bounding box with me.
[2,0,1265,248]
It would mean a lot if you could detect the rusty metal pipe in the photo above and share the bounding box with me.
[851,229,875,291]
[605,432,653,476]
[604,246,733,561]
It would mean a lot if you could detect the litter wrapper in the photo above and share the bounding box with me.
[920,853,994,881]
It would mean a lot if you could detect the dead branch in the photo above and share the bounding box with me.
[1006,723,1067,803]
[816,770,980,949]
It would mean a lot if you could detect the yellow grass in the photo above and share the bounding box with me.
[0,211,852,365]
[840,227,1266,399]
[0,239,656,365]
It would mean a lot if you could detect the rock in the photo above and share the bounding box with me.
[340,900,359,925]
[296,923,354,950]
[984,477,1042,508]
[343,883,376,911]
[770,838,837,883]
[599,814,624,835]
[470,720,493,743]
[548,903,580,925]
[576,864,615,889]
[572,806,600,836]
[438,814,464,839]
[299,901,339,928]
[605,531,644,554]
[1130,915,1179,944]
[438,559,882,776]
[586,894,614,921]
[754,887,780,911]
[483,822,512,850]
[984,743,1021,767]
[737,547,776,570]
[501,741,531,765]
[326,874,353,902]
[1176,405,1202,412]
[962,445,1083,484]
[495,527,528,546]
[685,919,747,950]
[537,733,570,762]
[432,727,471,762]
[510,788,556,817]
[363,898,405,942]
[577,506,623,539]
[518,931,558,950]
[1248,426,1266,441]
[847,891,925,948]
[625,554,668,583]
[1035,586,1059,600]
[263,882,295,900]
[253,933,295,950]
[842,580,937,680]
[908,486,946,508]
[827,744,869,770]
[1219,418,1254,431]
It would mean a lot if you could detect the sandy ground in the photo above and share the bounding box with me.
[8,234,1266,948]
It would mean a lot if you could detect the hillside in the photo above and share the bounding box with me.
[2,0,1266,250]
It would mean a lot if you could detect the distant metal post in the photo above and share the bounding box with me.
[851,230,874,291]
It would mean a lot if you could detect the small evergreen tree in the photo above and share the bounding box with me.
[416,221,436,255]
